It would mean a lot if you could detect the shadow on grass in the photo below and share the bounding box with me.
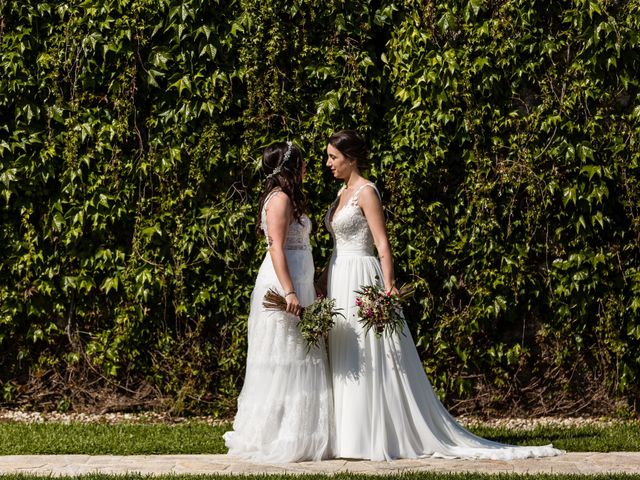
[469,424,640,452]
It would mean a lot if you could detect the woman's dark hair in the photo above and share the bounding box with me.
[328,129,370,171]
[256,141,306,235]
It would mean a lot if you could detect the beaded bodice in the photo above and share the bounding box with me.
[324,183,380,255]
[261,190,311,251]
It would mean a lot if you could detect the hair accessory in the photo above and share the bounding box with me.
[266,141,293,180]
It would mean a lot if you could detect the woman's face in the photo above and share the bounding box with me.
[326,143,355,180]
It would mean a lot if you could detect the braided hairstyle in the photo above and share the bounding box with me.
[256,141,306,235]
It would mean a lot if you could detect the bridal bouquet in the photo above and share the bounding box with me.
[263,289,343,351]
[355,282,414,337]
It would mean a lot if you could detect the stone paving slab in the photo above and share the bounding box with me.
[0,453,639,476]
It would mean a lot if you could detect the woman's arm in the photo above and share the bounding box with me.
[265,192,301,315]
[359,186,398,294]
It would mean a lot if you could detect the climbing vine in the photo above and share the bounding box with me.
[0,0,638,416]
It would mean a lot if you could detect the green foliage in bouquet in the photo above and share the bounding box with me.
[263,289,342,352]
[298,297,343,352]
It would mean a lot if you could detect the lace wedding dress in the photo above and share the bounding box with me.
[224,190,333,463]
[325,182,563,461]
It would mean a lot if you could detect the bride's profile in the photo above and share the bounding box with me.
[224,141,332,463]
[322,129,563,461]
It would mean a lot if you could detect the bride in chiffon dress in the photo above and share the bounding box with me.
[224,142,332,463]
[324,130,563,461]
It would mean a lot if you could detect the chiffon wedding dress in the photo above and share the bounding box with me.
[325,182,563,461]
[224,190,333,463]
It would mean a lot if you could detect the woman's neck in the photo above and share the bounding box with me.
[345,172,362,189]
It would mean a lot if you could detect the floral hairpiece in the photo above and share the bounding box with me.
[266,141,293,180]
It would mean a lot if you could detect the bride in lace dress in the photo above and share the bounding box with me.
[224,142,332,463]
[322,130,563,461]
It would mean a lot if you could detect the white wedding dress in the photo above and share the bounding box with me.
[224,190,333,463]
[325,182,563,461]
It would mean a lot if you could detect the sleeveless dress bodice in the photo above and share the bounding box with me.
[324,184,378,256]
[262,191,312,251]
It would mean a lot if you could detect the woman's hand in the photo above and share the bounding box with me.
[386,285,399,296]
[285,292,302,316]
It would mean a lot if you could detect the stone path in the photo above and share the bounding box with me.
[0,453,639,476]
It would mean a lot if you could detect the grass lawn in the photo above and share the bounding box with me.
[471,422,640,453]
[0,422,227,455]
[0,421,639,455]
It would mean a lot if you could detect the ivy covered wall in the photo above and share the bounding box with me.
[1,0,639,416]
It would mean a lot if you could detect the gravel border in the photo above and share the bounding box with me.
[456,414,637,430]
[0,409,636,429]
[0,410,225,425]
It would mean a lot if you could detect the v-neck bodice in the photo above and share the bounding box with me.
[324,183,380,256]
